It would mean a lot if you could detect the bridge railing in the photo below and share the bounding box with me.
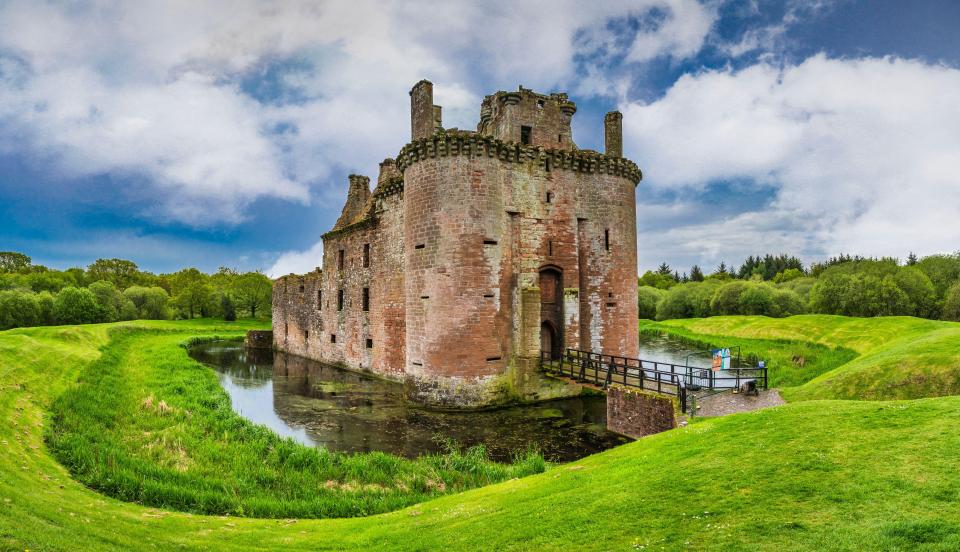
[542,349,688,412]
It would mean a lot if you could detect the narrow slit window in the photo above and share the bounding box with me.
[338,249,345,270]
[545,191,552,203]
[548,241,553,256]
[331,334,336,343]
[304,330,309,340]
[604,229,610,251]
[299,284,304,293]
[366,338,373,349]
[544,157,551,172]
[317,289,323,310]
[362,287,370,311]
[363,243,370,268]
[337,289,344,311]
[558,133,562,143]
[486,356,502,362]
[520,125,532,145]
[284,322,288,335]
[415,243,425,250]
[483,239,498,245]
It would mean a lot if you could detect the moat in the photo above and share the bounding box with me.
[189,341,631,463]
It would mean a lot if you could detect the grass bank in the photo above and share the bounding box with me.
[44,325,544,519]
[641,315,960,401]
[3,317,960,550]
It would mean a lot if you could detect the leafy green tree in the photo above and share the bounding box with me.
[773,268,804,283]
[88,280,125,322]
[174,280,213,319]
[710,281,749,315]
[637,286,665,319]
[25,271,73,293]
[122,286,170,320]
[772,289,806,316]
[0,252,31,273]
[942,282,960,322]
[893,266,937,318]
[0,290,41,329]
[36,291,56,325]
[655,282,718,320]
[638,270,677,290]
[232,272,272,318]
[739,284,777,316]
[221,294,237,322]
[87,258,143,289]
[915,253,960,299]
[708,262,732,281]
[54,287,102,324]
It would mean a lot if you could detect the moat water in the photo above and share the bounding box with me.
[189,341,631,463]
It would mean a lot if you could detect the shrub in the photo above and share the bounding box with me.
[637,286,664,319]
[0,289,41,329]
[941,282,960,322]
[739,284,777,316]
[772,288,806,316]
[53,287,102,324]
[893,266,937,318]
[710,281,749,315]
[123,286,170,320]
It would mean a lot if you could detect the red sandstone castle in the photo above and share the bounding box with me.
[273,80,641,408]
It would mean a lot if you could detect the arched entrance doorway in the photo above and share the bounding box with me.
[539,267,563,360]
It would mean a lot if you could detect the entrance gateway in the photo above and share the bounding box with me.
[539,267,563,360]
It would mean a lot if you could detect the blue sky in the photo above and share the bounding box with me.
[0,0,958,277]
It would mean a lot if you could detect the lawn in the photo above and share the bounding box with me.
[640,315,960,401]
[2,317,960,550]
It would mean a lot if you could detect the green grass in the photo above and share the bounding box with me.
[641,315,960,401]
[3,316,960,550]
[44,325,544,519]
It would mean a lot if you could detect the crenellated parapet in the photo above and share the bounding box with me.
[396,130,642,184]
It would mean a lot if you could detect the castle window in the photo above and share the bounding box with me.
[362,287,370,311]
[558,133,562,143]
[415,243,425,250]
[545,191,552,203]
[604,229,610,251]
[338,249,344,270]
[337,289,344,311]
[299,284,304,293]
[483,239,498,245]
[304,330,309,340]
[366,338,373,349]
[521,125,532,145]
[284,322,288,335]
[363,243,370,268]
[548,241,553,256]
[544,158,551,172]
[317,289,323,310]
[537,99,544,108]
[331,334,336,343]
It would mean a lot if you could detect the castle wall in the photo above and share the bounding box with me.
[274,83,640,409]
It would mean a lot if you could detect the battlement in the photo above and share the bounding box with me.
[396,130,641,184]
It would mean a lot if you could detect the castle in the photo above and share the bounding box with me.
[273,80,641,408]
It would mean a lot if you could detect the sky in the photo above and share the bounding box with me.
[0,0,958,278]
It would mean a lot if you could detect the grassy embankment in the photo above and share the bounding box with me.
[3,316,960,550]
[640,315,960,401]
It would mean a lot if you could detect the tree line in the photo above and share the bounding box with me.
[639,252,960,322]
[0,252,272,330]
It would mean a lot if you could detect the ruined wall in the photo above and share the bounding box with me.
[273,168,406,380]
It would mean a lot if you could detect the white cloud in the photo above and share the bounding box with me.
[624,54,960,268]
[0,0,717,233]
[267,240,324,278]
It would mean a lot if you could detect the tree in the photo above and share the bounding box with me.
[174,280,213,319]
[637,286,664,319]
[221,294,237,322]
[656,262,672,276]
[893,266,937,318]
[709,262,732,280]
[54,287,102,324]
[942,282,960,322]
[710,281,749,315]
[0,252,31,273]
[0,290,41,329]
[773,268,804,284]
[915,253,960,299]
[907,252,918,266]
[232,272,272,318]
[36,291,56,325]
[88,280,125,322]
[689,265,704,282]
[87,258,142,289]
[739,284,777,316]
[639,271,677,290]
[123,286,170,320]
[772,289,806,317]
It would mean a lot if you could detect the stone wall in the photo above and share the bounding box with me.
[244,330,273,350]
[606,385,678,439]
[273,80,641,409]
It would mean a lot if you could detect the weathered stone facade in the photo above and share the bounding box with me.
[273,81,641,408]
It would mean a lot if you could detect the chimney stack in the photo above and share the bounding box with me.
[604,111,623,158]
[410,80,434,140]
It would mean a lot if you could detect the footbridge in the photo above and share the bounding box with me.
[540,349,768,419]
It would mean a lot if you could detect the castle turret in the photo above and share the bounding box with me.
[605,111,623,158]
[410,80,435,140]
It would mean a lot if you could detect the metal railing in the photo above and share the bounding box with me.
[541,348,769,414]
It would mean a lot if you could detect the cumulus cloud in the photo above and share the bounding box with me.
[267,240,324,278]
[624,54,960,269]
[0,0,716,232]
